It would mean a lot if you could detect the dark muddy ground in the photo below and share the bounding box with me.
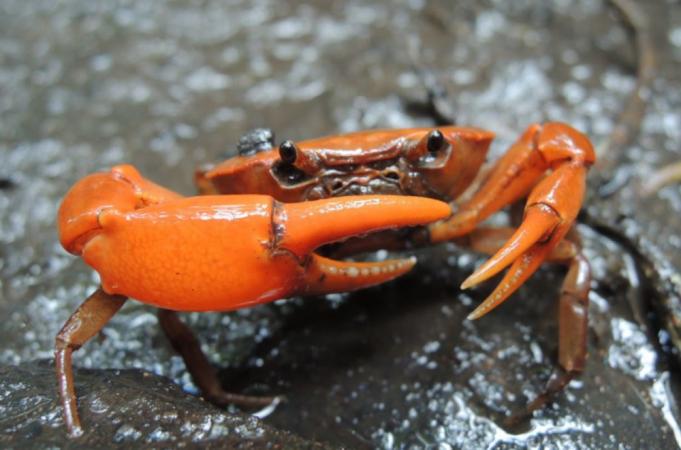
[1,0,681,448]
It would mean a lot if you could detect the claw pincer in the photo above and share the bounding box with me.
[447,123,596,319]
[55,164,450,436]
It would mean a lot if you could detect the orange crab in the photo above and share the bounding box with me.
[55,164,451,436]
[197,122,595,409]
[55,121,595,437]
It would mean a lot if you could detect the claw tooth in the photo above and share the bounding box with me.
[303,255,417,296]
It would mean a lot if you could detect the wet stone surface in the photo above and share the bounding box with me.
[0,361,325,448]
[1,0,681,448]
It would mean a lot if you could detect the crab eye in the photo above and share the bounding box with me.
[272,140,311,185]
[427,130,445,153]
[279,140,298,164]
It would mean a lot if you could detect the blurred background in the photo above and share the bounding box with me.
[1,0,681,447]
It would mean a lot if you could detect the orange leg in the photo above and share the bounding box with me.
[157,309,277,408]
[429,122,595,319]
[506,253,591,426]
[462,227,590,367]
[459,227,590,419]
[55,288,127,437]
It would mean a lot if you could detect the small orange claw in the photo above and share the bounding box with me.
[460,204,562,290]
[446,123,595,319]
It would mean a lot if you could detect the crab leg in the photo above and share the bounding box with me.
[557,252,590,373]
[456,225,591,414]
[429,123,595,318]
[157,309,276,408]
[506,252,591,425]
[55,288,127,437]
[461,226,590,369]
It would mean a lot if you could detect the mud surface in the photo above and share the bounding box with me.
[1,0,681,448]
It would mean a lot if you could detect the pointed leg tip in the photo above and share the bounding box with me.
[460,275,477,290]
[466,307,485,321]
[466,288,509,321]
[68,426,84,439]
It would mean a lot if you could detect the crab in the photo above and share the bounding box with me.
[55,164,451,436]
[196,122,596,414]
[55,122,595,436]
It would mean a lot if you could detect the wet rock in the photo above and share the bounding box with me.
[213,254,680,448]
[0,360,327,449]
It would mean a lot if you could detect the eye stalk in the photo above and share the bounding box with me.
[279,140,298,164]
[427,130,445,153]
[272,139,317,186]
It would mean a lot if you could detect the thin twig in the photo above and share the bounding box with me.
[640,161,681,196]
[598,0,657,172]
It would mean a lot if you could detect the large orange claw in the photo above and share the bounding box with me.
[430,123,595,319]
[58,165,451,312]
[55,165,450,437]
